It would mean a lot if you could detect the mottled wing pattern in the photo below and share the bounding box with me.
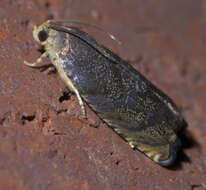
[58,27,182,166]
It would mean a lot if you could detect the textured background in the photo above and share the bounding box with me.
[0,0,206,189]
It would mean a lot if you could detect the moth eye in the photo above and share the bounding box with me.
[38,30,48,42]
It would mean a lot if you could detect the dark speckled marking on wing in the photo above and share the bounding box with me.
[54,27,183,165]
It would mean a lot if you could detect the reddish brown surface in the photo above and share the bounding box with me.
[0,0,206,190]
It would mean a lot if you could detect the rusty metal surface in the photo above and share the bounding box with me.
[0,0,205,189]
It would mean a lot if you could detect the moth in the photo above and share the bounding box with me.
[24,20,184,166]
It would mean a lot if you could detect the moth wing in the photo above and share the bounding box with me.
[49,23,122,64]
[102,113,181,166]
[49,22,182,166]
[92,89,181,166]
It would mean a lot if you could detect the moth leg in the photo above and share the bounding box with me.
[56,66,87,119]
[24,52,48,68]
[129,142,135,149]
[45,66,56,74]
[73,88,87,119]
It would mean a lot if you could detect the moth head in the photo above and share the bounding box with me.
[32,21,52,45]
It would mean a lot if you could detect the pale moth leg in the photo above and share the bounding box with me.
[73,88,87,119]
[24,51,87,119]
[24,52,48,68]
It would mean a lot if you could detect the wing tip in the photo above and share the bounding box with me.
[157,138,181,167]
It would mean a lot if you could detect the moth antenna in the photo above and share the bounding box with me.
[49,20,122,45]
